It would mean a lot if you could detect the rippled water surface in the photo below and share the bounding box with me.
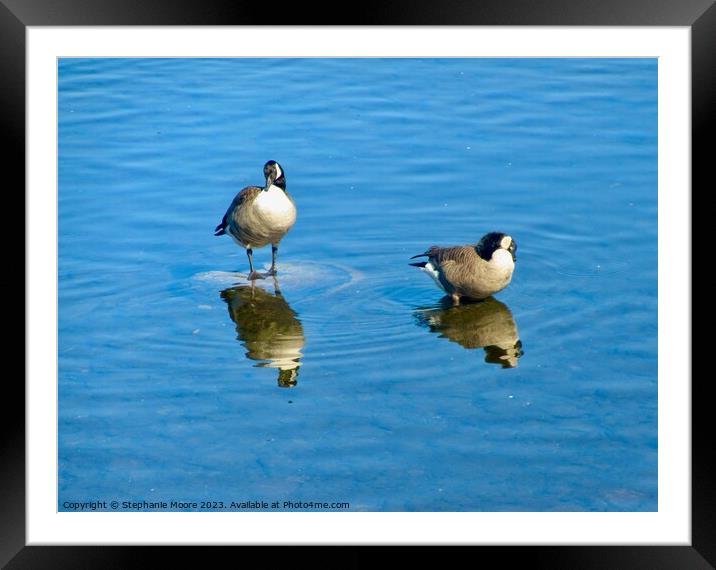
[59,58,657,511]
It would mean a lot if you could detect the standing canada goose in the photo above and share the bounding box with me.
[410,232,517,304]
[214,160,297,280]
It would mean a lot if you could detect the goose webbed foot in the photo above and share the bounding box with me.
[247,271,265,281]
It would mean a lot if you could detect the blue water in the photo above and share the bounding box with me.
[58,58,657,512]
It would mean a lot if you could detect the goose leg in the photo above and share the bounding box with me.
[266,245,279,276]
[246,248,264,281]
[451,293,461,306]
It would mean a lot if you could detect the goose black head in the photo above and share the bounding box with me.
[476,232,517,262]
[263,160,286,190]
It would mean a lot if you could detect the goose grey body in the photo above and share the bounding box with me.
[215,160,296,280]
[411,232,517,304]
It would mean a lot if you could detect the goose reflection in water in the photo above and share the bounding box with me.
[415,297,523,368]
[220,279,305,387]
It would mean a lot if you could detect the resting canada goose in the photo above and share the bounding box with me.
[410,232,517,304]
[220,280,304,388]
[414,297,523,368]
[214,160,297,280]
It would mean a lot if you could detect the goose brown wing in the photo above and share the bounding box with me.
[429,245,476,266]
[430,246,481,290]
[214,186,262,235]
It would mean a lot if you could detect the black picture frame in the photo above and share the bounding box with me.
[6,0,710,567]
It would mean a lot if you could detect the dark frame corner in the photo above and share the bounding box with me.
[7,0,711,567]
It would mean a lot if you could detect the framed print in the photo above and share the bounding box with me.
[7,0,711,566]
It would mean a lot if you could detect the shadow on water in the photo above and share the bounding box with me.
[220,278,305,387]
[414,297,524,369]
